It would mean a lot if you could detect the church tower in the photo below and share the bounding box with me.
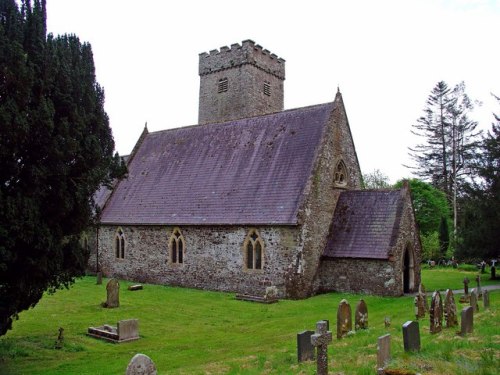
[198,40,285,124]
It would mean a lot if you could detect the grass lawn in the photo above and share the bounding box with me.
[0,272,498,374]
[421,265,500,292]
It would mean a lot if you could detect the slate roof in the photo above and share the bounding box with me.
[323,190,405,259]
[100,103,334,225]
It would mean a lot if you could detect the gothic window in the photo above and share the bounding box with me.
[334,160,348,187]
[264,81,271,96]
[218,78,228,93]
[169,228,185,264]
[244,229,264,270]
[115,228,125,259]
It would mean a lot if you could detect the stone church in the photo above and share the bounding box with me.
[88,40,421,298]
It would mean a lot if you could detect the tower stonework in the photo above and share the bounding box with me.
[198,40,285,124]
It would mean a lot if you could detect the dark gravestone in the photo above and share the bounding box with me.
[310,321,332,375]
[297,330,315,362]
[377,334,391,371]
[54,327,64,349]
[444,289,458,328]
[430,291,443,334]
[491,266,496,280]
[470,288,479,313]
[103,278,120,308]
[483,289,490,309]
[475,275,482,296]
[463,277,470,295]
[126,353,157,375]
[96,272,102,285]
[402,321,420,352]
[354,299,368,330]
[460,306,473,336]
[336,299,352,339]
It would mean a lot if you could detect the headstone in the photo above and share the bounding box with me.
[463,277,470,295]
[377,334,391,371]
[480,261,486,273]
[297,330,315,362]
[460,306,473,336]
[354,299,368,330]
[444,289,458,328]
[402,321,420,352]
[429,291,443,334]
[104,278,119,308]
[322,319,330,330]
[470,288,479,313]
[54,327,64,349]
[419,284,429,312]
[118,319,139,342]
[414,293,426,319]
[336,299,352,339]
[483,289,490,309]
[310,320,332,375]
[96,272,102,285]
[491,266,496,280]
[475,275,482,296]
[384,316,391,328]
[126,353,157,375]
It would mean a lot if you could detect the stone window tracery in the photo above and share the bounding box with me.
[169,227,185,264]
[115,228,125,259]
[243,229,264,270]
[334,160,348,187]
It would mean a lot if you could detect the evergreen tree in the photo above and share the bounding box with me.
[0,0,125,336]
[438,215,449,257]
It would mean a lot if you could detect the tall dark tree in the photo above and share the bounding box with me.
[438,215,449,257]
[408,81,481,234]
[457,95,500,260]
[0,0,124,335]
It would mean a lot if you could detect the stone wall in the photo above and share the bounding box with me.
[97,225,301,298]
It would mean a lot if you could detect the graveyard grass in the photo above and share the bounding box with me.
[0,268,498,374]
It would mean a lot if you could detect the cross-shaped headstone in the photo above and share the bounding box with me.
[310,320,332,375]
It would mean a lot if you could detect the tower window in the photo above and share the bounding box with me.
[264,81,271,96]
[218,78,228,93]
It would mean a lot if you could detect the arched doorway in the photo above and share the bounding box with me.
[403,244,415,293]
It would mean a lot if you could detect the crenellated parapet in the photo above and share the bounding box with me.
[199,39,285,80]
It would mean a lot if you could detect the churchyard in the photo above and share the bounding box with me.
[0,267,498,374]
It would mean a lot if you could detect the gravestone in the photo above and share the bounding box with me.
[310,320,332,375]
[96,272,102,285]
[54,327,64,349]
[463,277,470,295]
[483,289,490,309]
[377,334,391,371]
[470,289,479,313]
[355,299,368,330]
[430,291,443,334]
[460,306,473,336]
[103,278,119,308]
[126,353,157,375]
[88,319,139,343]
[419,284,429,312]
[475,275,482,296]
[444,289,458,328]
[491,266,496,280]
[384,316,391,328]
[128,284,143,291]
[402,321,420,352]
[414,293,426,319]
[336,299,352,339]
[297,330,315,362]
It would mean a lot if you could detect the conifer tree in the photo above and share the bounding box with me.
[0,0,125,336]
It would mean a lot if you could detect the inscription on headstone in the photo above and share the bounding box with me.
[355,299,368,330]
[126,353,157,375]
[297,330,315,362]
[430,291,443,334]
[337,299,352,339]
[377,334,391,370]
[460,306,473,336]
[310,321,332,375]
[444,289,458,328]
[402,321,420,352]
[470,288,479,313]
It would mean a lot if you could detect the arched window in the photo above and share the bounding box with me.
[169,228,185,264]
[334,160,348,186]
[115,228,125,259]
[244,229,264,270]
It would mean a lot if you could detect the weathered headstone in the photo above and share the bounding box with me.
[491,266,496,280]
[126,353,157,375]
[475,275,482,296]
[444,289,458,328]
[310,320,332,375]
[297,330,315,362]
[104,278,119,308]
[354,299,368,330]
[470,288,479,313]
[336,299,352,339]
[419,284,429,312]
[414,293,426,319]
[483,289,490,309]
[463,277,470,295]
[377,334,391,371]
[402,321,420,352]
[54,327,64,349]
[384,316,391,328]
[460,306,473,336]
[88,319,139,343]
[429,291,443,334]
[96,272,102,285]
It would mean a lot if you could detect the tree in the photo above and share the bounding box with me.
[438,215,449,257]
[457,95,500,260]
[0,0,124,336]
[408,81,481,235]
[362,169,391,189]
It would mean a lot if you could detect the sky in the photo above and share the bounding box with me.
[45,0,499,184]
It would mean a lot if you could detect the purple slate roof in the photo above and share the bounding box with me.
[323,190,405,259]
[100,103,334,225]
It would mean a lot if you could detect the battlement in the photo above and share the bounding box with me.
[199,39,285,80]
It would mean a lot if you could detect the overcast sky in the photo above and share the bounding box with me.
[45,0,499,183]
